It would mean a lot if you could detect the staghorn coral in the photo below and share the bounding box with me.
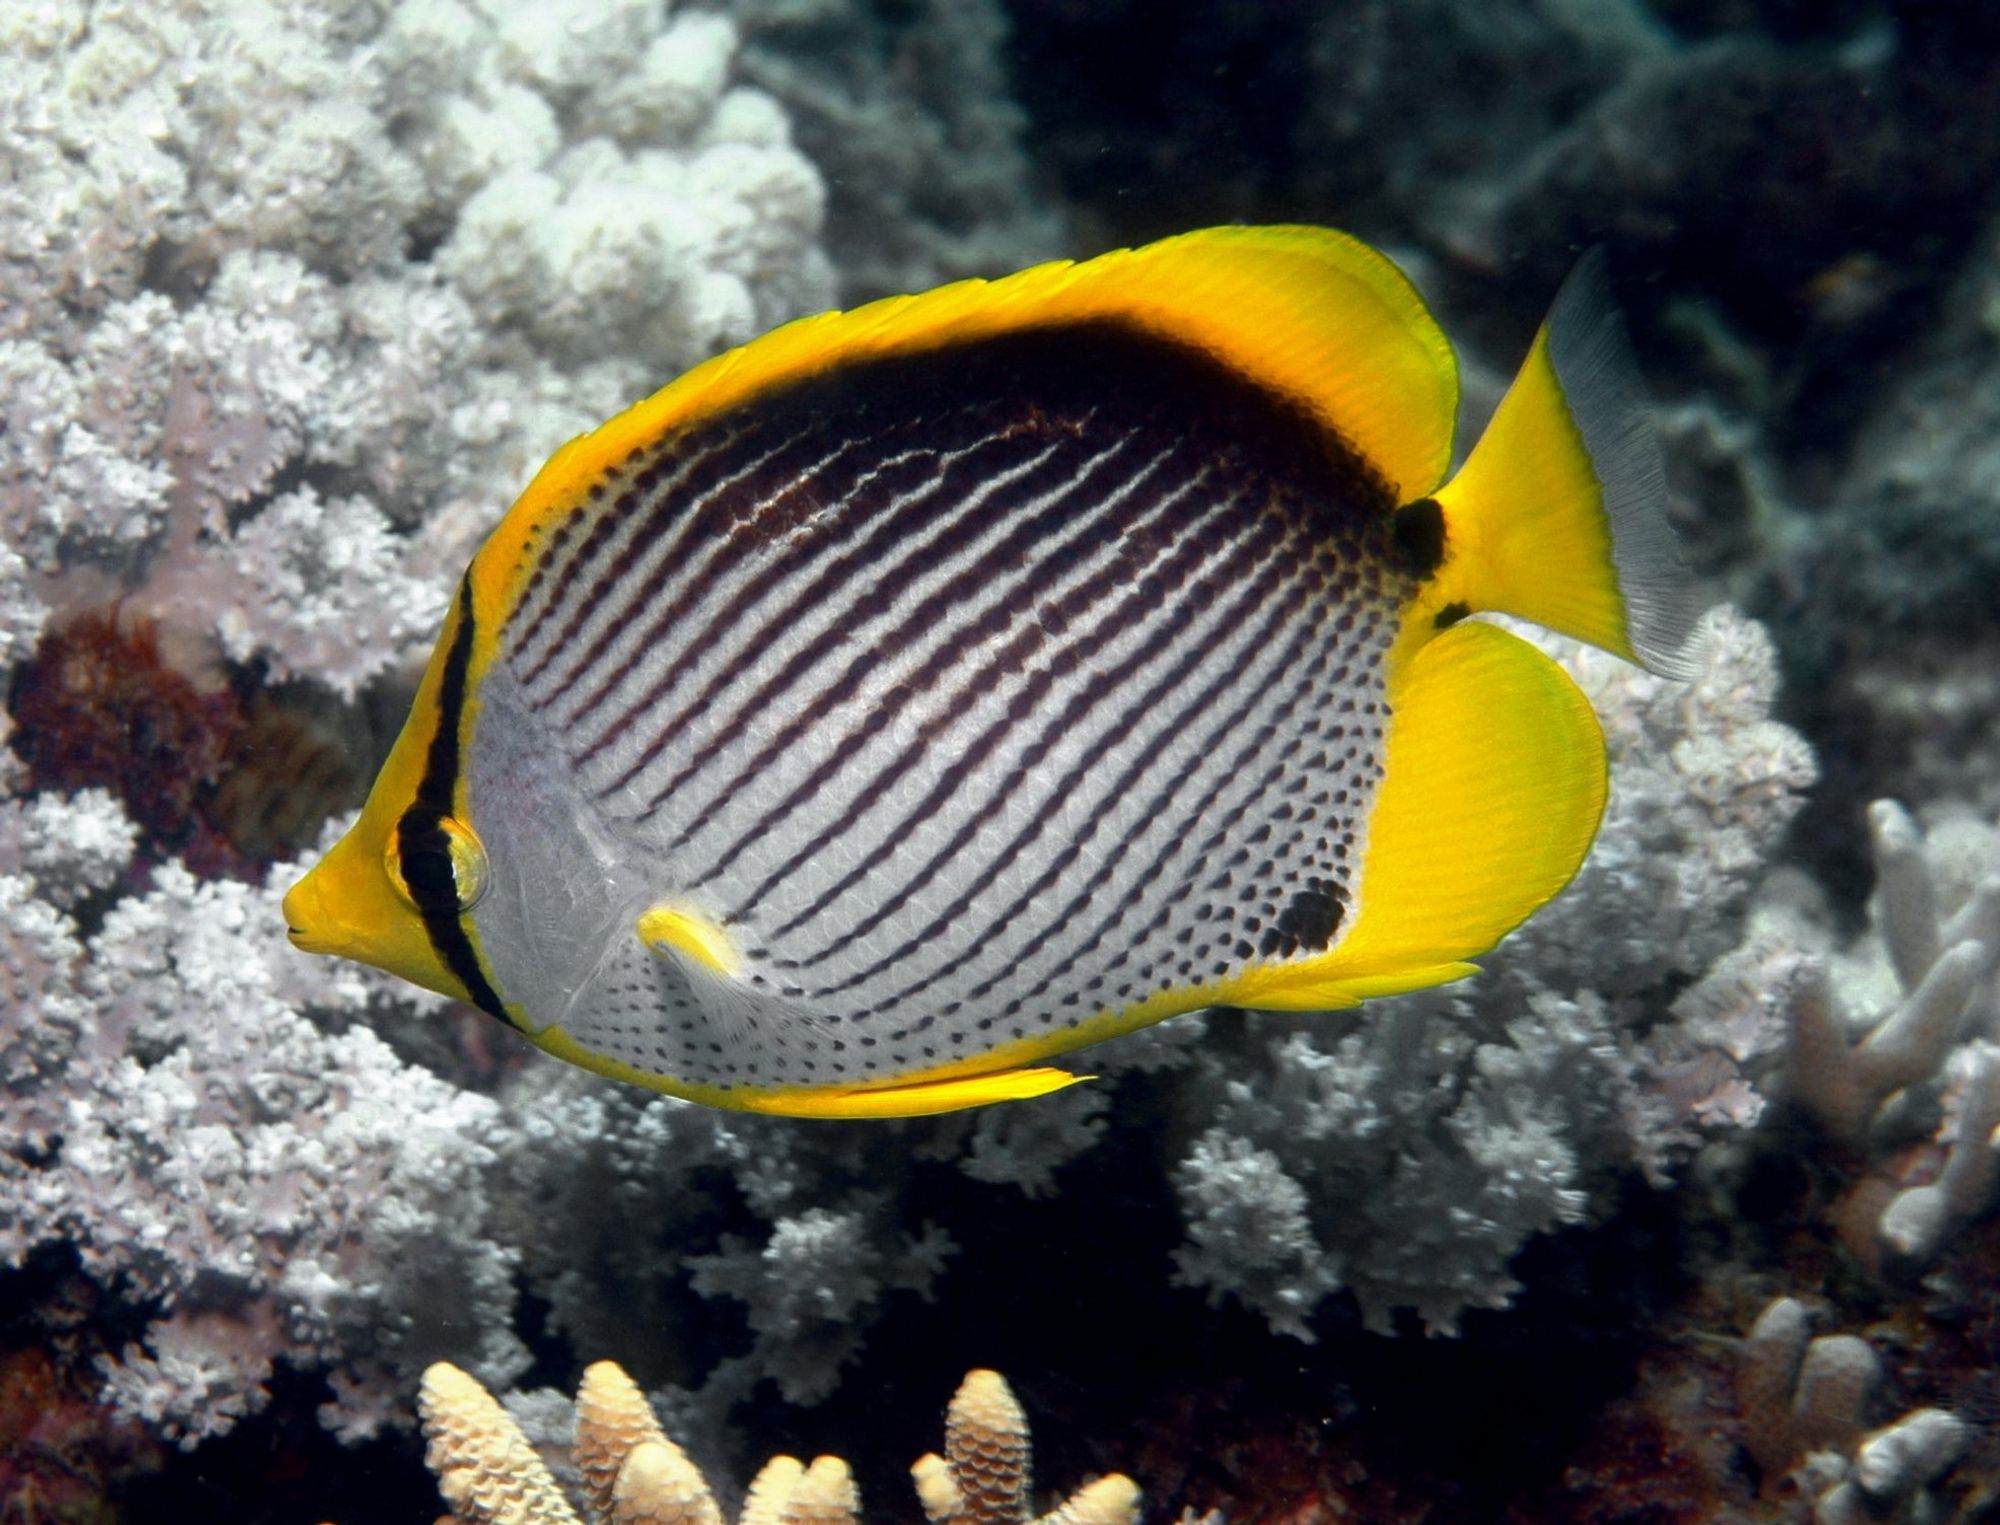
[1783,803,2000,1148]
[413,1362,1135,1525]
[1676,798,2000,1271]
[1809,805,2000,1269]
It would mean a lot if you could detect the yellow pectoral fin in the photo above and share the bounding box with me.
[1232,618,1605,1012]
[748,1066,1092,1120]
[636,901,741,977]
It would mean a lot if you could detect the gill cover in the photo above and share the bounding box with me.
[282,590,489,1005]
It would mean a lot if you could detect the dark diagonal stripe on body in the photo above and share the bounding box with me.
[579,428,1070,793]
[734,460,1224,938]
[539,430,874,717]
[622,430,1101,821]
[785,505,1305,998]
[689,434,1182,892]
[988,561,1385,1014]
[512,431,747,682]
[821,551,1316,1015]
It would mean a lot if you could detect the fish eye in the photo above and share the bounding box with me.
[388,809,488,915]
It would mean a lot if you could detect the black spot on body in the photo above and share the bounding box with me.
[1276,882,1345,950]
[1434,599,1472,631]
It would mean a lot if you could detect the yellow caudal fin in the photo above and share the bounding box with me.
[1424,251,1698,676]
[1230,619,1606,1011]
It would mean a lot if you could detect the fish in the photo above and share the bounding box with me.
[283,225,1697,1119]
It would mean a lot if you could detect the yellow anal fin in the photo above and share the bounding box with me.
[1424,251,1697,677]
[744,1066,1091,1120]
[1241,962,1477,1012]
[1231,619,1605,1011]
[636,901,741,977]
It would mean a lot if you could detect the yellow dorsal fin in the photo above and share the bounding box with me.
[474,227,1461,613]
[1421,251,1698,677]
[1229,619,1605,1012]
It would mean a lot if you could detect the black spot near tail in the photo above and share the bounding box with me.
[1434,600,1471,631]
[1392,496,1447,578]
[1260,876,1346,958]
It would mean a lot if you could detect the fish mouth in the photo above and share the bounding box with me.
[281,876,343,956]
[285,921,340,955]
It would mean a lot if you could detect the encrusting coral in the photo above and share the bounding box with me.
[412,1362,1137,1525]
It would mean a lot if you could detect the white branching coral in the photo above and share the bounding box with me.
[1172,1130,1342,1341]
[0,823,525,1448]
[687,1204,956,1407]
[0,0,832,702]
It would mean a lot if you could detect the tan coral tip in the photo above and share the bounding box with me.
[1036,1474,1142,1525]
[911,1451,963,1522]
[739,1455,808,1525]
[781,1456,861,1525]
[945,1369,1030,1521]
[576,1360,676,1521]
[610,1437,724,1525]
[417,1363,582,1525]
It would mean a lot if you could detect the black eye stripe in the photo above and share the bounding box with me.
[396,809,463,912]
[407,580,510,1021]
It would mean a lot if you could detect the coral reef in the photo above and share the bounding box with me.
[0,0,831,1457]
[4,0,2000,1518]
[413,1361,1137,1525]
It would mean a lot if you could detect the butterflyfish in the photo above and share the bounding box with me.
[283,226,1697,1118]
